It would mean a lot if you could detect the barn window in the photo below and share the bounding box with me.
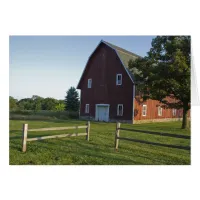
[142,105,147,116]
[85,104,89,113]
[116,74,122,85]
[172,108,176,116]
[117,104,123,116]
[158,106,162,116]
[88,79,92,88]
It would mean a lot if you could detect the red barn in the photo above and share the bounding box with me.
[77,40,183,123]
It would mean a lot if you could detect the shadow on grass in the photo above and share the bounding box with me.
[10,136,22,140]
[9,130,22,139]
[118,137,190,150]
[120,128,190,139]
[21,139,141,164]
[118,149,190,165]
[10,134,190,164]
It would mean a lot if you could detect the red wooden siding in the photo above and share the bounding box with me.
[79,43,134,120]
[133,98,190,120]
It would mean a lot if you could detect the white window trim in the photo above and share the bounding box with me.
[117,104,123,116]
[142,105,147,116]
[85,104,89,113]
[158,106,162,116]
[172,108,176,116]
[88,79,92,88]
[116,74,122,85]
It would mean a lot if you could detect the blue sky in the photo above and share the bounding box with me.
[9,36,155,100]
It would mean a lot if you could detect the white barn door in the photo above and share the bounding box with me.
[95,104,109,122]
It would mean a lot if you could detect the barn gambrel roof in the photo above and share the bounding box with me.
[102,40,142,82]
[77,40,142,89]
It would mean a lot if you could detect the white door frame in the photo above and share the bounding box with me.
[95,104,110,122]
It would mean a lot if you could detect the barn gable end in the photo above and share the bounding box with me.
[77,40,141,89]
[77,40,136,122]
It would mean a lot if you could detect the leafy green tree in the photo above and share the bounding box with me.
[17,98,34,110]
[32,95,42,100]
[58,100,65,104]
[33,101,42,112]
[55,103,65,111]
[9,96,18,110]
[17,102,25,110]
[42,98,58,110]
[65,87,80,112]
[129,36,190,129]
[32,95,43,112]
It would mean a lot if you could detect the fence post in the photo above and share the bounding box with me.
[86,121,90,141]
[115,122,120,151]
[22,124,28,152]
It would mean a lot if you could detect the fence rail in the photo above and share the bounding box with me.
[22,121,90,152]
[28,126,88,132]
[115,122,190,151]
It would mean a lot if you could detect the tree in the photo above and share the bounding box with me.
[31,95,42,100]
[42,98,58,110]
[55,103,65,111]
[33,100,42,112]
[65,87,79,112]
[9,96,18,110]
[17,98,34,110]
[32,95,43,112]
[128,36,190,129]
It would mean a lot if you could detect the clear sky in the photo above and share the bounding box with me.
[9,36,155,100]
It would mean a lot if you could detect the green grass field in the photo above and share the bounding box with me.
[9,119,191,165]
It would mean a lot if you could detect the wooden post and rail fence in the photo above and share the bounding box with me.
[22,121,90,152]
[115,122,190,151]
[21,121,189,153]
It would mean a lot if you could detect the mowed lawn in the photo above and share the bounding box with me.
[9,120,191,165]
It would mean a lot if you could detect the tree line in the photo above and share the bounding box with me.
[9,87,80,112]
